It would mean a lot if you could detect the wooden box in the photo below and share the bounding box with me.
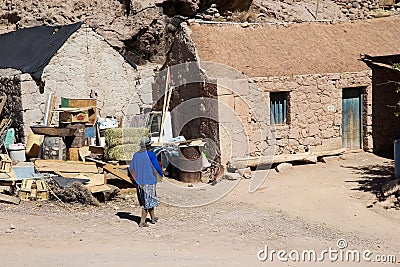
[60,109,90,124]
[61,98,96,125]
[0,154,12,173]
[67,147,80,161]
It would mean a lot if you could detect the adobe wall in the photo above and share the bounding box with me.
[217,70,373,166]
[20,27,156,138]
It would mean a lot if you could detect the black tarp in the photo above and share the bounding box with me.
[0,22,82,80]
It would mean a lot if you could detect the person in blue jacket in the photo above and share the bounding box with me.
[129,136,163,227]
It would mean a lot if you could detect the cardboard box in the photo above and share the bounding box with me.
[61,98,96,125]
[60,109,90,123]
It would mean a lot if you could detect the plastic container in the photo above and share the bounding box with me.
[4,128,14,149]
[8,143,26,162]
[394,139,400,179]
[26,134,43,157]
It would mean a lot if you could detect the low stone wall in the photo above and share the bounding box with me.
[217,70,373,166]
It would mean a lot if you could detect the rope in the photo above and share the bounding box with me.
[41,177,73,212]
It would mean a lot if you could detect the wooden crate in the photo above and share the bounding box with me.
[61,98,96,125]
[19,179,49,201]
[0,154,12,173]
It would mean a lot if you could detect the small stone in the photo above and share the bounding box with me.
[275,163,293,173]
[203,14,213,21]
[9,224,15,230]
[236,167,252,179]
[348,13,356,20]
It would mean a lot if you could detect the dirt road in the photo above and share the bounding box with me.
[0,152,399,266]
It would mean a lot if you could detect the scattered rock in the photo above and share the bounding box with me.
[223,173,242,181]
[275,163,293,173]
[236,167,252,179]
[382,179,400,197]
[320,155,340,163]
[9,224,15,230]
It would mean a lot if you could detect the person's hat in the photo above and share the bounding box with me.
[139,136,153,147]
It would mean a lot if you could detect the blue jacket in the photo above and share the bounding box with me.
[129,150,163,185]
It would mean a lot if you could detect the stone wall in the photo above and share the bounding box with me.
[217,70,373,166]
[0,71,24,142]
[159,25,220,155]
[20,26,155,138]
[370,67,400,158]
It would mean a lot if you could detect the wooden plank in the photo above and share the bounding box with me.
[47,95,57,126]
[230,148,347,168]
[35,160,98,173]
[103,164,132,184]
[0,193,20,204]
[87,184,111,193]
[0,96,7,116]
[85,174,105,187]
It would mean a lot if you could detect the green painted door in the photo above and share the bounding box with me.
[342,88,362,149]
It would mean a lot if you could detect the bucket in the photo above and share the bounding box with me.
[8,143,26,162]
[394,139,400,179]
[26,134,43,157]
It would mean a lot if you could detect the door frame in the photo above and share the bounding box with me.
[342,87,364,150]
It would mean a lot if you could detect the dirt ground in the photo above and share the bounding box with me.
[0,151,399,266]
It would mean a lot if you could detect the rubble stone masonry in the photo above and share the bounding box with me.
[217,70,372,166]
[20,27,156,138]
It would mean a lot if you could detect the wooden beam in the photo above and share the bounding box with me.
[0,96,7,116]
[46,95,57,126]
[0,193,20,204]
[230,148,347,169]
[35,160,98,173]
[103,164,133,184]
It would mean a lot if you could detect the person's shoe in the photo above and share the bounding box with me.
[138,222,149,227]
[151,217,159,224]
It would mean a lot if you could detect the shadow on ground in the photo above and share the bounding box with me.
[342,162,399,209]
[116,212,141,225]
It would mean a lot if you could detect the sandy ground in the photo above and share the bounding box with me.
[0,151,399,266]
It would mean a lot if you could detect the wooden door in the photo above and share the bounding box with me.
[342,88,362,149]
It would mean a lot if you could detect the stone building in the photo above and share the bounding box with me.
[0,22,155,141]
[166,16,400,167]
[363,54,400,158]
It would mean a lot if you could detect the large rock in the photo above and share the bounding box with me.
[161,0,200,16]
[201,0,253,13]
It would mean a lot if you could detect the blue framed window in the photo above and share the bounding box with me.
[270,92,288,125]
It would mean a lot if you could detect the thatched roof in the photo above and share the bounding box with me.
[190,17,400,77]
